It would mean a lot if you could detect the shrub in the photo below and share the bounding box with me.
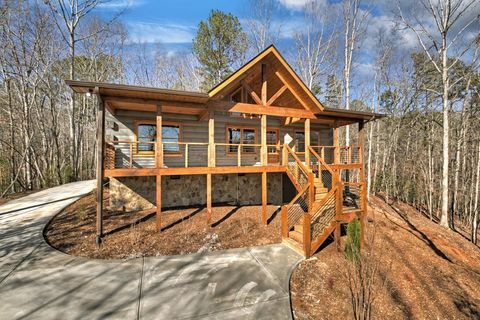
[345,219,361,262]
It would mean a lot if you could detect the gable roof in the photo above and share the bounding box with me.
[208,45,325,112]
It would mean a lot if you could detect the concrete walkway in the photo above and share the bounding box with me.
[0,181,302,319]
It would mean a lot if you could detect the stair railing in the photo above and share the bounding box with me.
[281,184,310,238]
[308,146,335,191]
[281,144,314,250]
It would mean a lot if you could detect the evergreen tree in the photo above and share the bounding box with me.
[325,74,341,108]
[193,10,248,91]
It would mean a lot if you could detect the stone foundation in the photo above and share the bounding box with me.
[109,173,283,211]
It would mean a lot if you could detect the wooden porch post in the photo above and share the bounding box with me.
[261,115,267,165]
[156,175,161,231]
[305,118,310,166]
[261,63,268,225]
[261,115,267,224]
[95,94,105,247]
[334,222,341,252]
[207,114,214,223]
[358,120,366,248]
[262,171,267,225]
[333,125,340,164]
[156,104,163,231]
[156,104,163,168]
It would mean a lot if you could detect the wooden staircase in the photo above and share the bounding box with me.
[281,145,366,258]
[286,177,329,249]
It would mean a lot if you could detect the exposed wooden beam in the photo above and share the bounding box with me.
[229,103,316,119]
[104,166,286,177]
[275,71,310,111]
[198,109,209,121]
[242,80,262,105]
[261,63,267,105]
[267,85,287,106]
[103,96,206,109]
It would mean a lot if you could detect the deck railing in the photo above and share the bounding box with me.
[309,145,362,165]
[105,141,285,169]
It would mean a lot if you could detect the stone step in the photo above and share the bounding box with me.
[289,230,304,243]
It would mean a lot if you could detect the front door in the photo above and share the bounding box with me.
[267,129,280,165]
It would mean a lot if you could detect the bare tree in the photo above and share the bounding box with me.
[246,0,280,53]
[397,0,480,228]
[294,0,338,94]
[342,0,369,146]
[44,0,123,180]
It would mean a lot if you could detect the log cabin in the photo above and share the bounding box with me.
[66,45,383,258]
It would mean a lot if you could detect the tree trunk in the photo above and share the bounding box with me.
[439,35,450,228]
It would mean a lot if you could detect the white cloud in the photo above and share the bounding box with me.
[127,21,195,44]
[276,0,309,10]
[355,62,375,81]
[98,0,146,9]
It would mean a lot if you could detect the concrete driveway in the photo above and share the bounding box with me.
[0,181,301,319]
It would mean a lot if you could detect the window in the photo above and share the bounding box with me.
[295,131,305,152]
[137,123,156,153]
[135,121,182,155]
[227,126,257,154]
[267,129,279,153]
[163,124,181,154]
[295,130,320,153]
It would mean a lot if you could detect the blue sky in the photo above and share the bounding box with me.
[94,0,479,92]
[93,0,406,87]
[97,0,316,50]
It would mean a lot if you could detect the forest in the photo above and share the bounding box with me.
[0,0,479,242]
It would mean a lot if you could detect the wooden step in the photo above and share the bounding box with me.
[315,194,327,201]
[289,230,304,243]
[294,224,304,233]
[282,238,305,256]
[315,187,328,193]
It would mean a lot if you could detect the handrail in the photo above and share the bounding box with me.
[309,183,339,218]
[284,144,310,175]
[284,184,310,211]
[308,146,334,175]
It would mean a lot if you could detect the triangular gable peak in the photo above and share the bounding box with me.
[208,46,324,117]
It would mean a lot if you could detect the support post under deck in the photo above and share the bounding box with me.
[358,120,366,248]
[207,115,214,224]
[95,94,105,246]
[156,175,161,231]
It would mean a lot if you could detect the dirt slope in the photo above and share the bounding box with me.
[290,195,480,320]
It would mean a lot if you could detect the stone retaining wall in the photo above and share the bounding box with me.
[109,173,283,211]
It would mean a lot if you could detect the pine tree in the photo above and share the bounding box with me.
[193,10,248,91]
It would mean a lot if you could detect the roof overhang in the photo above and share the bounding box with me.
[318,107,385,126]
[65,80,385,125]
[65,80,210,116]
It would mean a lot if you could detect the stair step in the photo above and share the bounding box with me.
[315,194,327,201]
[289,230,304,243]
[294,224,304,233]
[282,238,305,256]
[315,187,328,193]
